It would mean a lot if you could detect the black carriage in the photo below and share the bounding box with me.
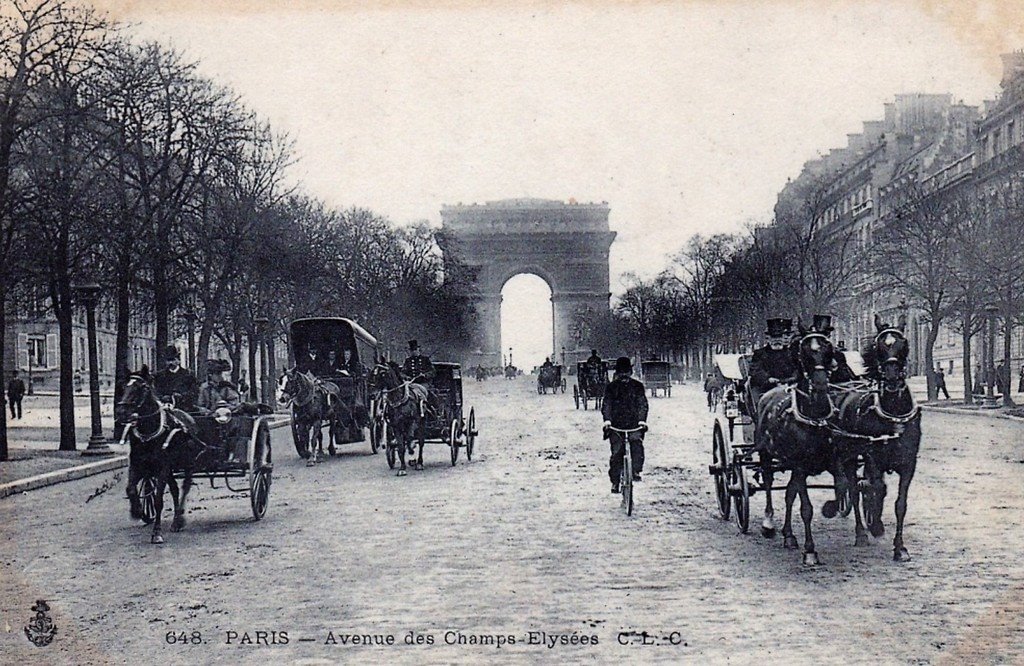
[641,360,672,397]
[134,408,273,523]
[288,317,379,456]
[536,364,566,394]
[573,359,609,410]
[386,362,478,468]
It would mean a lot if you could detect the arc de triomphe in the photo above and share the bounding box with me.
[439,199,616,367]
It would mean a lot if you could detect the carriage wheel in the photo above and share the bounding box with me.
[449,419,460,466]
[573,385,580,409]
[730,459,750,534]
[711,426,730,520]
[250,468,271,520]
[465,408,476,461]
[583,390,589,410]
[291,417,309,459]
[138,476,159,525]
[621,449,634,516]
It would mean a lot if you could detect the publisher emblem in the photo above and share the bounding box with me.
[24,600,58,647]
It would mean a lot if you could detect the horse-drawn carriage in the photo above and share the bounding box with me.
[371,360,478,474]
[119,374,273,544]
[707,320,921,564]
[537,364,566,394]
[641,360,672,397]
[573,359,609,410]
[281,317,378,462]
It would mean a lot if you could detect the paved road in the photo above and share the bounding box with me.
[2,377,1023,664]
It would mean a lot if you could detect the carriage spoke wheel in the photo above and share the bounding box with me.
[464,408,476,461]
[138,476,159,525]
[291,418,309,459]
[449,419,460,466]
[250,469,271,520]
[729,458,750,533]
[711,426,731,520]
[621,449,634,516]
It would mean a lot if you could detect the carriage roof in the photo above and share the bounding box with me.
[714,353,747,381]
[289,317,378,348]
[641,360,670,369]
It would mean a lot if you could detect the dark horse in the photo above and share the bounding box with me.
[755,326,839,565]
[277,369,343,466]
[117,372,205,544]
[831,315,921,561]
[370,361,426,476]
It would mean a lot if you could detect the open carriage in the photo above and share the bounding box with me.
[287,317,378,457]
[537,364,566,394]
[641,360,672,397]
[573,359,609,410]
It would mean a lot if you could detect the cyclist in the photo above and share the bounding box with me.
[602,356,648,493]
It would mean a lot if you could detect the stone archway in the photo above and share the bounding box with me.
[439,199,616,367]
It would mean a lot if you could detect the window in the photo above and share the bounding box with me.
[79,337,86,370]
[28,337,46,367]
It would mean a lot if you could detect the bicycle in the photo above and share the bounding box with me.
[606,425,646,516]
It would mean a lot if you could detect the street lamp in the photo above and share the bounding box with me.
[982,303,999,408]
[74,284,113,456]
[254,316,269,405]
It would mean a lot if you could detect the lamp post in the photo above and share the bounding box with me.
[983,303,999,409]
[75,284,113,456]
[254,316,269,404]
[182,311,197,371]
[508,347,513,368]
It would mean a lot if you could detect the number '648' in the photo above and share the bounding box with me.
[165,631,203,645]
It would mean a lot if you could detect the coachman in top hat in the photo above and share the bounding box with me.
[746,317,797,415]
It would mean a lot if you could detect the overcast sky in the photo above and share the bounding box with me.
[115,1,1020,292]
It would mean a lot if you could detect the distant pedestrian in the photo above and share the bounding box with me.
[7,370,26,419]
[973,365,984,396]
[1018,365,1024,394]
[997,361,1010,396]
[934,367,949,400]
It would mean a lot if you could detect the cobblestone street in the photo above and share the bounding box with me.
[2,377,1024,664]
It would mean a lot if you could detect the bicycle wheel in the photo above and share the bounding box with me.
[621,445,634,516]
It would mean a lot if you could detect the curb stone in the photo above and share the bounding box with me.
[0,417,291,500]
[920,404,1024,423]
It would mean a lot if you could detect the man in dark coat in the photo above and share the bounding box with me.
[602,356,649,493]
[298,343,331,376]
[7,370,26,419]
[402,340,439,415]
[746,317,797,415]
[152,346,199,411]
[935,366,950,400]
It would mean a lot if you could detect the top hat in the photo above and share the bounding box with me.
[812,314,834,335]
[614,356,632,374]
[408,339,419,351]
[591,349,598,355]
[766,318,793,337]
[161,345,179,362]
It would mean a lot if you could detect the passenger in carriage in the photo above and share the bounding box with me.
[541,357,554,369]
[810,314,856,383]
[196,359,242,414]
[298,343,331,376]
[152,346,199,412]
[746,317,798,416]
[586,349,602,367]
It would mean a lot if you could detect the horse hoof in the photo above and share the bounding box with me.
[783,535,799,549]
[151,534,164,544]
[170,517,185,532]
[821,500,838,519]
[397,469,407,477]
[869,522,886,538]
[761,526,776,539]
[306,459,316,467]
[415,463,424,471]
[803,551,821,566]
[893,547,911,562]
[855,534,870,547]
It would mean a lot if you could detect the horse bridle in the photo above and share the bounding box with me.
[117,377,170,443]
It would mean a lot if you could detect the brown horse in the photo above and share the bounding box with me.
[755,327,839,565]
[116,372,207,544]
[370,361,426,476]
[831,315,921,561]
[277,369,343,466]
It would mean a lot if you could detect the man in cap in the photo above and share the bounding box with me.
[402,340,440,423]
[197,359,242,414]
[746,318,798,416]
[602,357,649,493]
[152,346,199,412]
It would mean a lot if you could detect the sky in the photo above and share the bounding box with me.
[110,0,1021,365]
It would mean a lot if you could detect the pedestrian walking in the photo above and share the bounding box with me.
[7,370,26,419]
[934,366,950,400]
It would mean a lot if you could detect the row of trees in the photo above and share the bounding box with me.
[0,1,476,459]
[597,167,1022,404]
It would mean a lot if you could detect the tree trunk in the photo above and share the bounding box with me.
[1003,315,1016,407]
[924,317,939,401]
[267,334,277,405]
[0,281,7,461]
[230,329,243,384]
[113,269,132,439]
[247,329,258,401]
[56,276,76,451]
[197,320,214,381]
[962,324,974,405]
[154,265,169,353]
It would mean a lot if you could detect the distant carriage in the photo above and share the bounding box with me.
[573,359,609,410]
[641,360,672,398]
[536,364,566,394]
[287,317,379,457]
